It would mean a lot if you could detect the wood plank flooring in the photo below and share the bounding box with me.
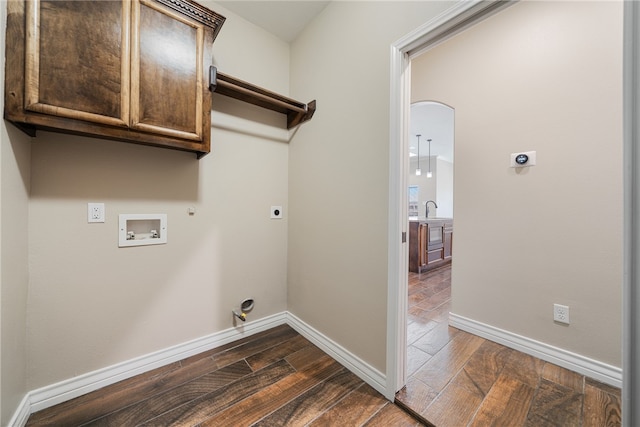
[26,325,422,426]
[25,265,621,426]
[395,265,622,427]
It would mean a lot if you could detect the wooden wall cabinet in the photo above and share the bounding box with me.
[409,219,453,273]
[5,0,225,158]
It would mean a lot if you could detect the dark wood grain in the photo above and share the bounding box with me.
[462,339,513,395]
[399,265,622,427]
[395,377,438,416]
[26,361,184,426]
[25,264,623,427]
[141,359,296,425]
[4,0,222,157]
[583,380,622,427]
[362,403,423,427]
[285,341,330,370]
[412,329,484,392]
[29,325,301,426]
[245,334,312,371]
[308,383,389,426]
[84,360,253,426]
[420,368,485,426]
[198,355,344,426]
[469,375,535,427]
[38,1,123,118]
[253,368,363,426]
[137,0,198,134]
[27,324,419,427]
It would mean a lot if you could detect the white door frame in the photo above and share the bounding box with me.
[623,1,640,424]
[386,0,513,399]
[386,3,639,425]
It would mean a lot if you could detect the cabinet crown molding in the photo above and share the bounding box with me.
[154,0,225,37]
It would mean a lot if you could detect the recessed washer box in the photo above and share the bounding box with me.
[119,214,167,247]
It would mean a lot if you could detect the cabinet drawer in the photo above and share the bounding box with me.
[427,248,444,264]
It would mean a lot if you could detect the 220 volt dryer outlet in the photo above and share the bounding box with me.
[271,206,283,219]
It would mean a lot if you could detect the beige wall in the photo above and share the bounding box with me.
[1,0,31,423]
[25,2,291,389]
[412,1,623,366]
[436,158,454,218]
[409,156,438,217]
[288,1,455,373]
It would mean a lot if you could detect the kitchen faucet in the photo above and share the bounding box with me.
[425,200,438,218]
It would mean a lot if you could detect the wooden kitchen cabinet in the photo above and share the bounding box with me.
[4,0,224,157]
[409,219,453,273]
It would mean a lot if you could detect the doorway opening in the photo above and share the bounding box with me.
[387,0,634,423]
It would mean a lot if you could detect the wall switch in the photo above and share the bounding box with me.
[88,203,105,223]
[271,206,283,219]
[553,303,570,324]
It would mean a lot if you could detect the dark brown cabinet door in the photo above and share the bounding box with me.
[25,1,130,127]
[131,0,205,142]
[6,0,223,157]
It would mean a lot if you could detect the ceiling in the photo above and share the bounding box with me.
[216,1,331,42]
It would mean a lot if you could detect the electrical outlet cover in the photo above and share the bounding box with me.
[553,304,570,324]
[88,203,105,223]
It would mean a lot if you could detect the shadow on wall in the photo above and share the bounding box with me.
[211,94,292,144]
[28,130,200,201]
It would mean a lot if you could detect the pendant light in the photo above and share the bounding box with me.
[415,134,422,176]
[427,138,433,178]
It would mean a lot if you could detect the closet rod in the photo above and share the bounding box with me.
[209,66,316,129]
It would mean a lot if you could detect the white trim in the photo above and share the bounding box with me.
[450,313,622,388]
[387,0,517,401]
[623,1,640,424]
[9,312,388,424]
[7,394,30,427]
[286,312,387,398]
[386,42,410,400]
[28,312,287,413]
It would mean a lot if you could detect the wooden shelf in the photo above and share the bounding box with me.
[209,66,316,129]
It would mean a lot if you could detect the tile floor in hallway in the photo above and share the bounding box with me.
[395,264,622,426]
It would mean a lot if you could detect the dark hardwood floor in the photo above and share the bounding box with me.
[26,325,423,426]
[395,264,622,427]
[25,266,621,426]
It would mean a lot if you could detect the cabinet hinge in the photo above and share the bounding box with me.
[402,232,407,243]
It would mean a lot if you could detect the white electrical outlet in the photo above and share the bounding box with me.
[88,203,105,223]
[553,304,570,324]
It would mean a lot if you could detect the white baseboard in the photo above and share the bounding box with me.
[449,312,622,388]
[10,311,623,426]
[10,311,388,426]
[7,394,30,427]
[286,312,388,397]
[27,312,287,416]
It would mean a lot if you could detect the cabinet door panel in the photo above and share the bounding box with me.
[131,0,203,141]
[25,0,129,127]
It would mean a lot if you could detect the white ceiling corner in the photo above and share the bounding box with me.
[216,1,331,43]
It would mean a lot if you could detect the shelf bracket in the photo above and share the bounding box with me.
[209,66,315,129]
